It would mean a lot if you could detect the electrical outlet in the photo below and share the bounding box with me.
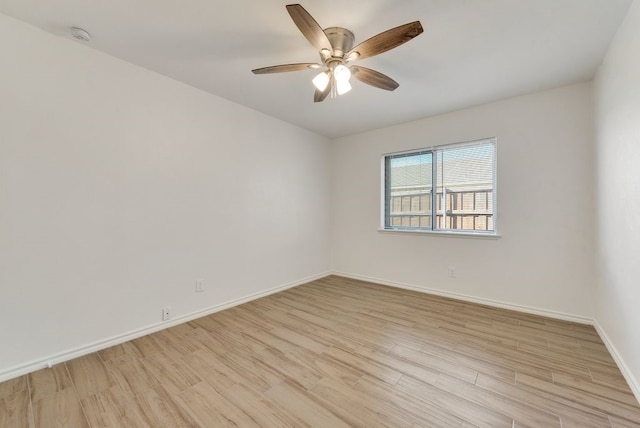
[448,267,456,278]
[162,307,171,321]
[195,279,204,293]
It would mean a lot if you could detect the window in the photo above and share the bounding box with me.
[383,138,496,234]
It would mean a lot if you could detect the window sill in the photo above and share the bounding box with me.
[378,228,501,239]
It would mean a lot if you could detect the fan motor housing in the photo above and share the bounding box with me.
[323,27,355,58]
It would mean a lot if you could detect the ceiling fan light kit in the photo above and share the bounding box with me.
[252,4,423,102]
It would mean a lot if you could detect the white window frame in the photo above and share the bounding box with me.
[381,137,497,237]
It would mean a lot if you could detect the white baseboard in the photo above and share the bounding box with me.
[331,271,593,325]
[593,320,640,404]
[0,271,331,383]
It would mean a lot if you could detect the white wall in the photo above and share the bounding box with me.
[330,83,595,319]
[594,0,640,397]
[0,14,330,379]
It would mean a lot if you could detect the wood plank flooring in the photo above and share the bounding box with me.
[2,275,639,427]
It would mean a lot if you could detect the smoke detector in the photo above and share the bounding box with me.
[70,27,91,42]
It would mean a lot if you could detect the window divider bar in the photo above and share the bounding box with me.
[431,149,437,231]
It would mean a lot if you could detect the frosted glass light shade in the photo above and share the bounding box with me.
[336,79,352,95]
[312,71,330,91]
[333,64,351,83]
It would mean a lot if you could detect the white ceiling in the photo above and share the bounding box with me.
[0,0,631,138]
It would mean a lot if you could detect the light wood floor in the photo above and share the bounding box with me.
[2,275,639,427]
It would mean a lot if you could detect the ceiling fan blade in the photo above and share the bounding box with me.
[351,66,399,91]
[286,4,333,53]
[346,21,423,61]
[252,63,321,74]
[314,76,332,102]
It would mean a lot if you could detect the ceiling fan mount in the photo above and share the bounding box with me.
[252,4,423,102]
[322,27,355,60]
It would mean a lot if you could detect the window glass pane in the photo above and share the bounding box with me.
[387,152,432,228]
[436,143,495,231]
[383,138,496,234]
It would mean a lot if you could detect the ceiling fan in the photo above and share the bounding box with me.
[252,4,423,102]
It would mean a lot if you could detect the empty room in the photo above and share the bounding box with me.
[1,0,639,426]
